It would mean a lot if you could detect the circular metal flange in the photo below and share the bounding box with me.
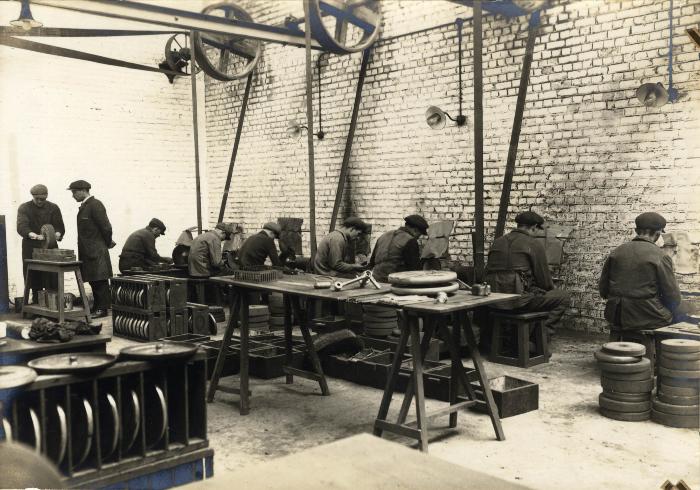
[28,353,117,375]
[145,385,168,449]
[99,393,119,460]
[70,396,94,469]
[46,404,68,465]
[0,366,37,390]
[193,2,262,81]
[121,390,140,453]
[307,0,382,54]
[120,342,198,361]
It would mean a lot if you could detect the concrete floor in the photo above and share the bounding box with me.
[6,313,700,489]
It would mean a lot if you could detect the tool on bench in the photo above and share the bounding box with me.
[331,270,381,292]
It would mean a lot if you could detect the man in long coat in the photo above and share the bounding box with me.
[16,184,65,302]
[68,180,115,317]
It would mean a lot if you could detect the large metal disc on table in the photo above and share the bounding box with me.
[46,404,68,465]
[145,385,168,449]
[121,390,140,453]
[193,2,262,81]
[28,353,117,375]
[40,223,57,249]
[120,342,198,361]
[99,393,119,460]
[307,0,382,54]
[388,270,457,286]
[70,396,94,468]
[0,366,37,390]
[391,281,460,296]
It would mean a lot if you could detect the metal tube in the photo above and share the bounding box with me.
[218,73,254,223]
[472,1,485,282]
[303,0,317,255]
[190,31,202,234]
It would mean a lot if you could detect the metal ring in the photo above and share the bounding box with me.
[103,393,119,459]
[28,407,41,453]
[55,404,68,465]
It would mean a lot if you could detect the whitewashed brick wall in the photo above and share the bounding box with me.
[205,0,700,332]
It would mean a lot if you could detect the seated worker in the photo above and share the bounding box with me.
[119,218,172,273]
[313,216,370,278]
[483,211,570,346]
[238,222,292,267]
[599,212,681,339]
[369,214,429,282]
[188,222,236,277]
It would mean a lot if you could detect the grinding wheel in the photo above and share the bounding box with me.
[601,342,646,357]
[387,270,457,286]
[40,224,57,249]
[600,369,655,382]
[657,391,700,406]
[597,357,651,374]
[658,366,700,379]
[660,350,700,361]
[658,382,699,398]
[659,356,700,371]
[599,406,651,422]
[652,398,699,416]
[391,281,459,296]
[651,408,700,428]
[599,393,652,413]
[660,338,700,354]
[601,390,651,403]
[601,376,654,393]
[594,350,641,364]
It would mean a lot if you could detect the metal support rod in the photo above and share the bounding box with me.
[495,12,540,238]
[218,73,253,223]
[190,31,203,234]
[0,216,8,313]
[303,0,317,255]
[472,1,485,282]
[329,48,371,232]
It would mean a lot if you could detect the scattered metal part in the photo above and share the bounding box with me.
[332,270,381,292]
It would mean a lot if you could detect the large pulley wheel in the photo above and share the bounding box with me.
[164,33,201,76]
[193,2,262,81]
[306,0,382,54]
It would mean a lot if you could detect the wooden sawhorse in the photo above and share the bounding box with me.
[22,259,91,324]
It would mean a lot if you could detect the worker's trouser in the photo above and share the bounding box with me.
[516,289,571,334]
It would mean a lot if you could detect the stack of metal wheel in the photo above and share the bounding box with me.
[362,304,397,337]
[268,293,286,330]
[595,342,653,422]
[387,271,459,297]
[652,339,700,429]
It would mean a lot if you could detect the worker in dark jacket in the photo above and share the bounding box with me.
[119,218,172,273]
[16,184,65,302]
[238,222,292,267]
[369,215,428,282]
[188,222,235,277]
[484,211,570,336]
[69,180,115,318]
[313,216,370,278]
[599,212,681,334]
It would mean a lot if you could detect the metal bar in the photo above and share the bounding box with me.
[0,36,182,77]
[495,12,540,238]
[190,31,202,234]
[472,1,485,282]
[31,0,324,49]
[329,48,371,231]
[303,0,318,256]
[217,73,253,223]
[0,27,179,37]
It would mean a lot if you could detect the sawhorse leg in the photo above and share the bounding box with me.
[284,294,294,385]
[74,268,92,324]
[22,263,32,317]
[288,297,330,395]
[207,287,242,402]
[397,317,436,425]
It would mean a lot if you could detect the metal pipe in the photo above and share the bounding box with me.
[472,1,485,282]
[303,0,317,255]
[329,48,371,232]
[495,12,540,238]
[190,30,202,234]
[218,73,254,223]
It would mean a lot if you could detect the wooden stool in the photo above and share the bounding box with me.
[22,259,91,324]
[489,311,549,368]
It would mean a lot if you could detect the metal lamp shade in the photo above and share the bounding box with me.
[425,106,447,130]
[636,82,669,107]
[287,121,303,138]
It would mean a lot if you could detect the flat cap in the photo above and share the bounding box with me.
[67,180,91,191]
[148,218,166,233]
[263,222,282,236]
[635,212,666,232]
[30,184,48,196]
[343,216,371,233]
[404,214,429,234]
[215,222,236,234]
[515,211,545,229]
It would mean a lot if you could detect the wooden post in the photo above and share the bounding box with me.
[190,30,203,234]
[329,48,371,232]
[495,12,540,238]
[303,0,317,255]
[472,2,485,282]
[218,73,254,223]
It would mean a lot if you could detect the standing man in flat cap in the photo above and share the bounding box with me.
[118,218,173,273]
[369,215,429,282]
[17,184,65,303]
[238,222,292,268]
[188,222,236,277]
[313,216,370,277]
[599,212,681,337]
[68,180,115,318]
[483,211,570,348]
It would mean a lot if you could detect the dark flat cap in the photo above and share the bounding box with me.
[635,212,666,232]
[215,222,236,234]
[405,214,429,234]
[343,216,371,233]
[149,218,166,233]
[30,184,48,196]
[67,180,91,190]
[263,222,282,236]
[515,211,545,229]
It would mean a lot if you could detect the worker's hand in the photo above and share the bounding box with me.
[352,263,367,272]
[55,232,62,241]
[28,232,43,240]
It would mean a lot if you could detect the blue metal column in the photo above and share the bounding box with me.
[0,216,9,313]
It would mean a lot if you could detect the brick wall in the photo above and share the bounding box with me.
[0,1,207,299]
[205,0,700,332]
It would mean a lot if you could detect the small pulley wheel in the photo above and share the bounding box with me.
[164,33,201,76]
[193,2,262,81]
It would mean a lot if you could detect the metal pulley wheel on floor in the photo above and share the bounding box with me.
[597,357,651,375]
[651,408,700,428]
[193,2,262,81]
[593,350,640,364]
[601,342,646,357]
[660,338,700,354]
[599,406,650,422]
[599,393,651,413]
[306,0,382,54]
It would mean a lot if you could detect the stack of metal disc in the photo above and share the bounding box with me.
[241,305,270,331]
[387,271,459,297]
[595,342,653,421]
[362,304,397,337]
[652,339,700,428]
